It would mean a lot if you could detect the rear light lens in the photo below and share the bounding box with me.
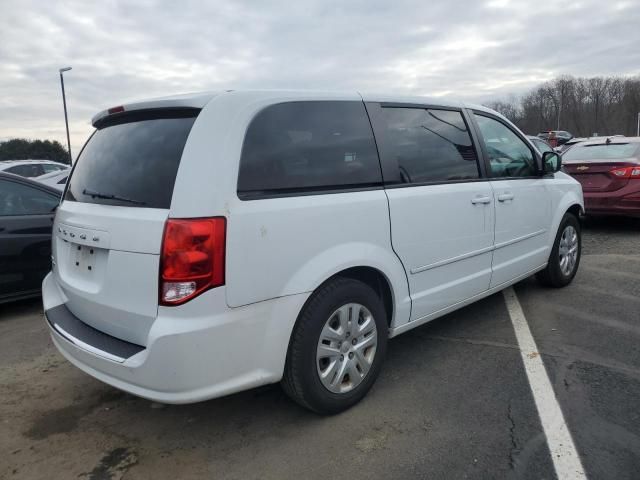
[159,217,226,306]
[610,166,640,178]
[107,105,125,114]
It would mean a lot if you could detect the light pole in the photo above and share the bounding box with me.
[637,112,639,137]
[59,67,72,164]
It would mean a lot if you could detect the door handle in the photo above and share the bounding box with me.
[471,195,492,205]
[498,193,514,202]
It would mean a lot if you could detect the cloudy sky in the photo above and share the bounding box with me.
[2,0,639,155]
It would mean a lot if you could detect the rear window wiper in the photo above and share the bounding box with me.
[82,188,146,205]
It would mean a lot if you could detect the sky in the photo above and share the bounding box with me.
[1,0,639,156]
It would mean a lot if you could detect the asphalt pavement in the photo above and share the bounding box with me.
[1,216,638,479]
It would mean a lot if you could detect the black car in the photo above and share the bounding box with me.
[0,172,61,303]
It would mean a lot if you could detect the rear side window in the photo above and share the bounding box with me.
[65,110,198,208]
[377,108,479,184]
[238,101,381,198]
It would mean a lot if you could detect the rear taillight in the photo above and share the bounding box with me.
[610,166,640,178]
[108,105,125,114]
[159,217,226,306]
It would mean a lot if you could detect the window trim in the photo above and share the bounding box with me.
[237,184,384,201]
[366,102,484,187]
[236,100,384,201]
[469,110,543,180]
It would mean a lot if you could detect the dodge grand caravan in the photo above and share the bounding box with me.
[43,91,583,414]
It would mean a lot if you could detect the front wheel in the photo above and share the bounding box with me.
[536,212,581,287]
[281,277,388,414]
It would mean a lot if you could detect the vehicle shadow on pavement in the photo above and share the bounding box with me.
[0,297,42,322]
[581,216,640,256]
[582,215,640,234]
[3,290,558,479]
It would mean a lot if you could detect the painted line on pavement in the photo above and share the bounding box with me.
[503,286,586,480]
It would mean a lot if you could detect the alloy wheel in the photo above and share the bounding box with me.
[558,225,578,276]
[316,303,378,394]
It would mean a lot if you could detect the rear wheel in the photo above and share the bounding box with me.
[282,277,388,414]
[536,212,581,287]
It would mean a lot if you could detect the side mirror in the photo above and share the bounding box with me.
[542,151,562,174]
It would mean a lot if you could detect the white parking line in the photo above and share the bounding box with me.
[503,287,587,480]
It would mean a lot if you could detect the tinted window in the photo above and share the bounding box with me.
[378,108,479,184]
[475,115,537,177]
[238,101,381,197]
[532,138,553,154]
[65,110,198,208]
[6,164,44,177]
[0,179,59,215]
[562,143,640,161]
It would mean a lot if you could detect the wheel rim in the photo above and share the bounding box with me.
[558,225,578,277]
[316,303,378,394]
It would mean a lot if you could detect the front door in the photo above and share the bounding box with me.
[0,178,58,299]
[367,104,494,321]
[472,113,551,288]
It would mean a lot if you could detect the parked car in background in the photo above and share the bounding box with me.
[43,91,583,414]
[562,137,640,218]
[0,159,69,178]
[527,135,554,155]
[558,137,587,153]
[35,170,70,191]
[0,172,60,303]
[559,135,625,154]
[538,130,573,146]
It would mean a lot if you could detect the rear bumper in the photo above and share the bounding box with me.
[583,185,640,217]
[43,273,310,404]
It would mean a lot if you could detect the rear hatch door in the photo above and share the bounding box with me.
[53,108,199,346]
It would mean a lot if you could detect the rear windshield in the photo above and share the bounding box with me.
[563,143,639,161]
[65,109,198,208]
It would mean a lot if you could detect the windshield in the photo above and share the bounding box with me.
[562,143,639,161]
[65,110,198,208]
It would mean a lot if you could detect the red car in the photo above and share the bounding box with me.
[562,137,640,217]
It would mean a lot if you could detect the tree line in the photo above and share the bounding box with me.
[0,138,70,164]
[484,75,640,138]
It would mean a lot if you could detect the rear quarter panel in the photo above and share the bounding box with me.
[169,91,412,328]
[225,191,410,326]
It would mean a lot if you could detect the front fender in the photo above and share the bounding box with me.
[546,182,584,246]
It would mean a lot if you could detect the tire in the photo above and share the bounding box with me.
[282,276,388,414]
[536,212,581,288]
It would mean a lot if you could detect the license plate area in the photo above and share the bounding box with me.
[72,243,98,273]
[56,239,109,293]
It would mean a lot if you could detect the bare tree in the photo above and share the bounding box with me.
[484,75,640,136]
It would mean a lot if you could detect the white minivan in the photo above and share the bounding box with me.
[43,91,583,414]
